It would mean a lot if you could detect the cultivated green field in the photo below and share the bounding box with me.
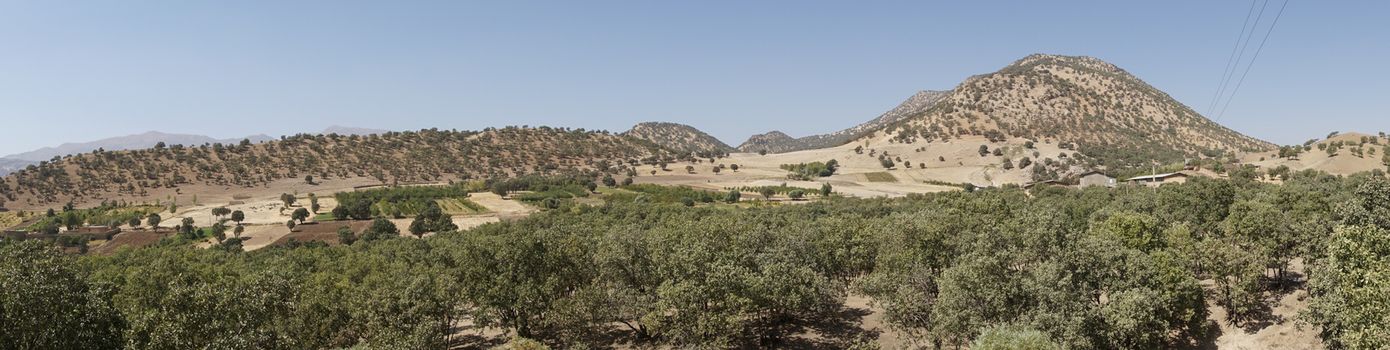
[434,198,488,215]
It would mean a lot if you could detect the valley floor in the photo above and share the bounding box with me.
[636,135,1070,198]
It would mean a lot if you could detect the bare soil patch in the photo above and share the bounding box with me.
[91,230,170,255]
[1202,258,1324,350]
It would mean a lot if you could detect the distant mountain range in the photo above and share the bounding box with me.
[321,125,390,136]
[737,90,950,153]
[0,158,32,178]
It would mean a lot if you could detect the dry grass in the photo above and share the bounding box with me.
[863,172,897,182]
[1245,132,1389,176]
[0,211,25,229]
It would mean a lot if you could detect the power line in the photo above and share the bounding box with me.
[1209,0,1271,117]
[1216,0,1290,122]
[1206,0,1262,116]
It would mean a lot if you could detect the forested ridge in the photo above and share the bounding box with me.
[0,127,681,208]
[3,170,1388,349]
[623,122,734,157]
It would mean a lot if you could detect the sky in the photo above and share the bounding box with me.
[2,1,1388,156]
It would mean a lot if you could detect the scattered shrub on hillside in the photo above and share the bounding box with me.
[780,160,838,180]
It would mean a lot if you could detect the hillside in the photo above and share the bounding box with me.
[622,122,733,156]
[737,90,949,153]
[0,127,676,209]
[736,131,797,153]
[3,131,275,162]
[874,54,1276,169]
[0,158,32,177]
[1244,131,1390,175]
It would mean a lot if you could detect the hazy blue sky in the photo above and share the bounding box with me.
[2,1,1387,155]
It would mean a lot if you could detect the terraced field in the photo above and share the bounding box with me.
[435,198,488,215]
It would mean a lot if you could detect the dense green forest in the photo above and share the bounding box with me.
[2,171,1388,349]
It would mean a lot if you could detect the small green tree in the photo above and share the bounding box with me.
[61,211,82,230]
[725,190,741,203]
[210,222,227,243]
[408,218,428,238]
[491,183,509,198]
[178,217,197,239]
[292,208,311,224]
[146,214,162,230]
[36,221,59,235]
[361,217,399,241]
[788,190,805,200]
[541,197,561,210]
[336,226,357,245]
[1093,211,1164,252]
[972,325,1062,350]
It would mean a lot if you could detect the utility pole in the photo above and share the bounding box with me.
[1151,160,1158,193]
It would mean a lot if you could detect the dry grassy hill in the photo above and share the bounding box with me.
[0,126,677,209]
[737,90,949,154]
[623,122,734,156]
[737,131,797,153]
[1244,131,1390,175]
[876,54,1275,169]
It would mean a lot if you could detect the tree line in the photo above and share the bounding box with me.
[1,171,1386,349]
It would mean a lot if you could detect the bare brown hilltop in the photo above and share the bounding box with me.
[875,54,1276,169]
